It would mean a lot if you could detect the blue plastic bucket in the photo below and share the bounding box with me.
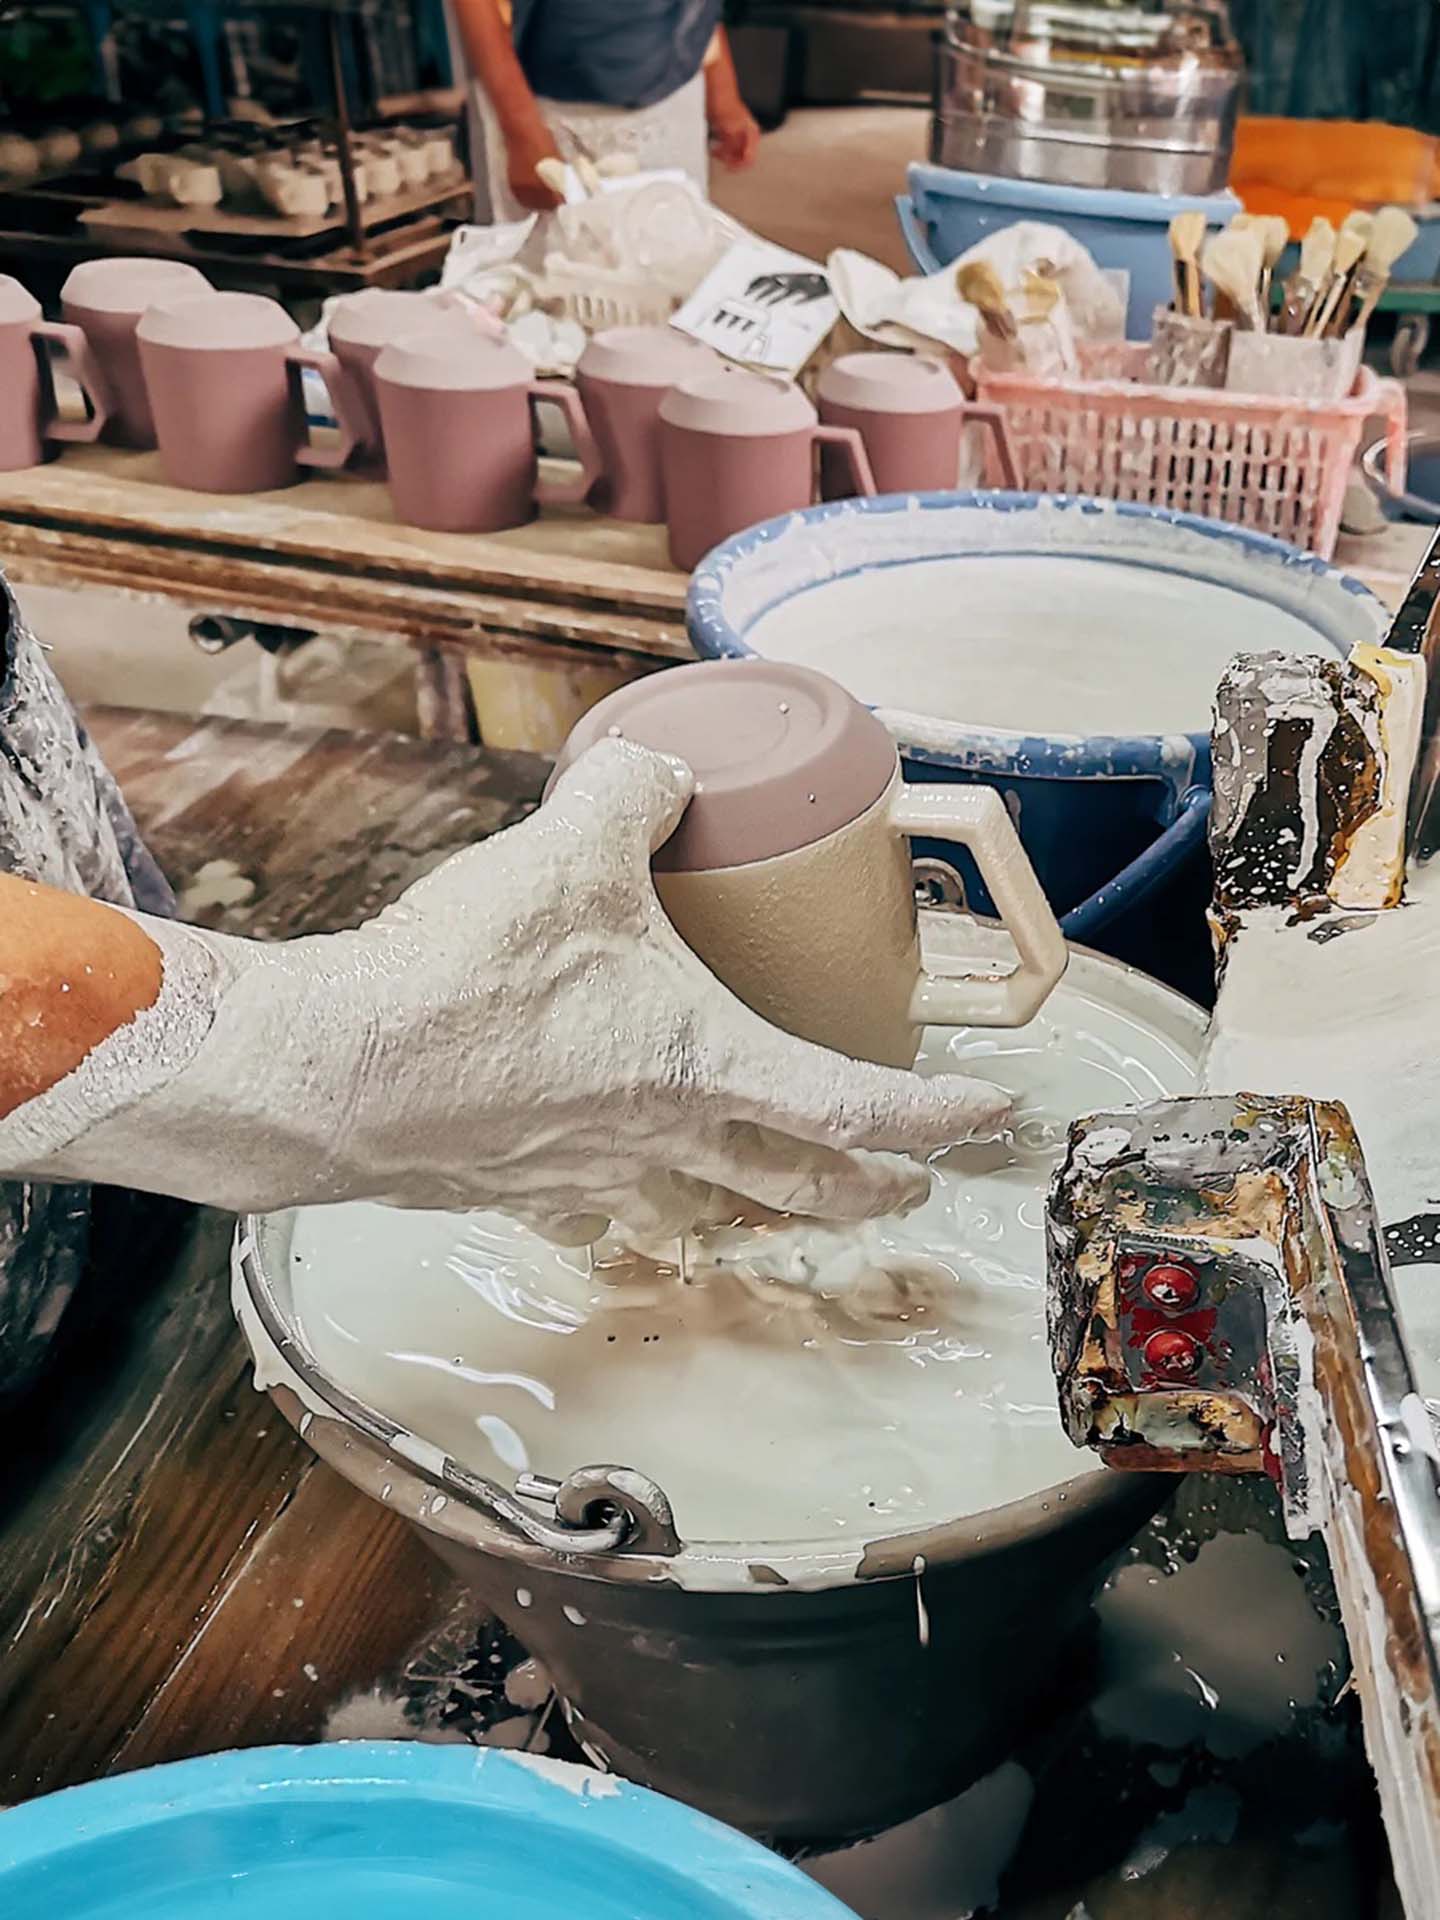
[899,162,1239,338]
[0,1743,858,1920]
[688,492,1384,993]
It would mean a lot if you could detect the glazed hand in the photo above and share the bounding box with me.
[0,741,1009,1241]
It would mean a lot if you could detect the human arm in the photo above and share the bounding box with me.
[450,0,563,210]
[704,27,760,170]
[0,875,162,1120]
[0,743,1008,1240]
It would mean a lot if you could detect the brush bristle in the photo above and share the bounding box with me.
[1332,225,1368,274]
[1202,226,1265,310]
[1366,205,1420,272]
[1262,216,1289,266]
[1298,217,1335,281]
[1169,210,1207,256]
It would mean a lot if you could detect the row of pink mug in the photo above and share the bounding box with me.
[2,258,1015,571]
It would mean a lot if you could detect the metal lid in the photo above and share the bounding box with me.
[328,286,465,352]
[553,659,897,872]
[0,274,41,325]
[577,324,717,389]
[61,256,210,316]
[373,325,531,393]
[137,290,298,351]
[658,368,816,439]
[818,351,963,416]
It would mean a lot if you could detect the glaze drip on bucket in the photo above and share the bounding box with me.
[289,965,1200,1552]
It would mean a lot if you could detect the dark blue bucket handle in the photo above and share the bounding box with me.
[1059,785,1212,944]
[895,193,942,275]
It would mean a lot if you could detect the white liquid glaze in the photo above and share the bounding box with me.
[745,555,1327,737]
[288,953,1200,1550]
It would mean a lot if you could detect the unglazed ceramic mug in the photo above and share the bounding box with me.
[658,369,877,573]
[553,659,1067,1069]
[137,291,367,493]
[575,324,718,523]
[0,273,113,470]
[816,351,966,495]
[327,287,499,470]
[374,327,602,534]
[61,255,212,449]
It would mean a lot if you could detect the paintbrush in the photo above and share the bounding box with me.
[1304,216,1370,337]
[956,259,1020,349]
[1337,204,1419,339]
[1256,215,1289,327]
[1168,210,1206,318]
[1280,217,1335,335]
[1202,222,1266,330]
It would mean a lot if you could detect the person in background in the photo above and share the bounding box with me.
[450,0,760,221]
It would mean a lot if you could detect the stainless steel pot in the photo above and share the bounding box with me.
[934,0,1242,196]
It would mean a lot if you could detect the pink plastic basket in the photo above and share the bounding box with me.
[973,344,1408,559]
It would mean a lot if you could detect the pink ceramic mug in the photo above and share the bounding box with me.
[61,256,212,449]
[816,351,966,495]
[658,369,876,573]
[0,273,113,470]
[817,352,1020,497]
[574,324,718,523]
[374,328,602,534]
[137,291,368,494]
[327,287,498,471]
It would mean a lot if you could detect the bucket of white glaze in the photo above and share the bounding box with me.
[235,918,1205,1843]
[686,492,1385,999]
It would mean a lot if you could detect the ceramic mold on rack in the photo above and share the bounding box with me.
[1046,527,1440,1918]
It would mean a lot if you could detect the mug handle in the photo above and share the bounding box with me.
[964,400,1020,489]
[530,379,603,509]
[890,782,1067,1028]
[812,422,875,499]
[285,344,363,471]
[32,320,113,444]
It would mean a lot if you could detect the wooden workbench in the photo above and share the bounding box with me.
[0,445,691,749]
[0,705,1395,1914]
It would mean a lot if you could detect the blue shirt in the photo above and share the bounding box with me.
[511,0,720,109]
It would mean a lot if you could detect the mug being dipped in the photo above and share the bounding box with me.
[552,659,1067,1069]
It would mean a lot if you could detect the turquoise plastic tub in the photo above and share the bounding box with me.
[899,161,1239,337]
[0,1744,858,1920]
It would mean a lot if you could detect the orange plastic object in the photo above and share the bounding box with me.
[1231,116,1440,228]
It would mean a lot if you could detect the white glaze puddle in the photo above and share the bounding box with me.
[290,965,1200,1548]
[745,555,1325,737]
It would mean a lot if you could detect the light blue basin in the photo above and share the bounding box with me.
[0,1743,859,1920]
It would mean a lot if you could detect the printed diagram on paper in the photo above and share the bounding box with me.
[672,239,839,374]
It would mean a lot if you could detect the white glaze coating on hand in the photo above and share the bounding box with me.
[0,740,1010,1236]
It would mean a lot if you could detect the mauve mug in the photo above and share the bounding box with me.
[0,273,112,470]
[61,256,212,449]
[574,324,717,523]
[658,369,876,574]
[327,287,497,471]
[554,659,1067,1069]
[137,291,367,493]
[374,327,602,535]
[816,351,966,495]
